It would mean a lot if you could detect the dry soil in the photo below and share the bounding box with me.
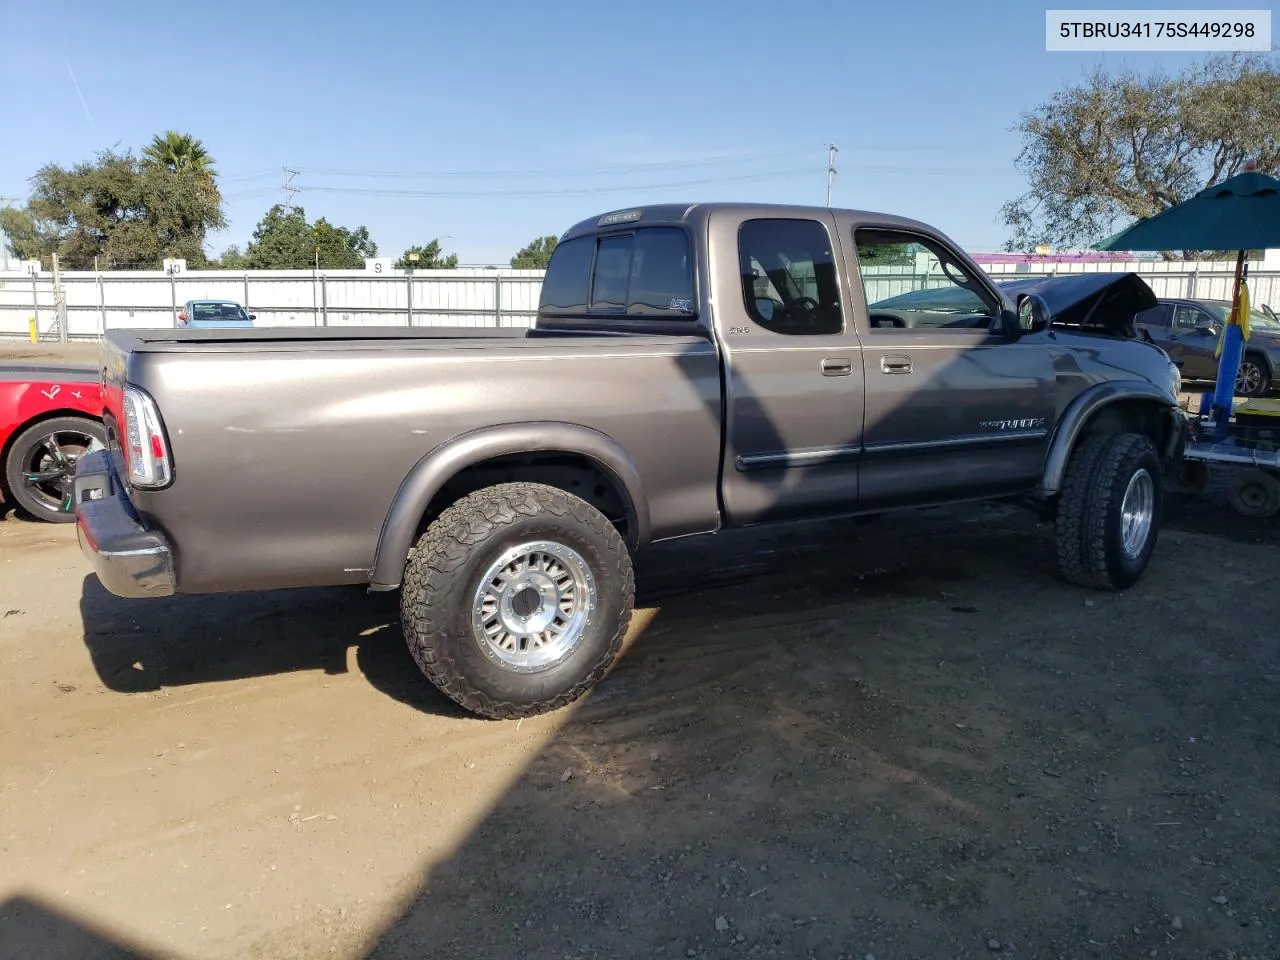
[1,483,1278,960]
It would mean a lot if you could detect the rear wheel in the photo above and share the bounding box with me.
[1055,431,1163,590]
[399,482,634,719]
[3,415,105,523]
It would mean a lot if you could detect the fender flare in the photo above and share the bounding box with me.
[369,421,650,590]
[1036,380,1181,497]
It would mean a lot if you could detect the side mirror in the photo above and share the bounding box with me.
[1016,294,1051,334]
[177,312,188,321]
[754,298,775,322]
[1194,317,1217,335]
[247,313,257,321]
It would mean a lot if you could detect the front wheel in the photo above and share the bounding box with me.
[3,415,106,523]
[1055,431,1163,590]
[399,482,634,720]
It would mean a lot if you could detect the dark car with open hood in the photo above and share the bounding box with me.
[71,202,1186,719]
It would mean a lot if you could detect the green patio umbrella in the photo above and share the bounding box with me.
[1093,165,1280,431]
[1093,168,1280,252]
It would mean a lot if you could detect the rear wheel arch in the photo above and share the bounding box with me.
[1,408,103,474]
[370,422,649,591]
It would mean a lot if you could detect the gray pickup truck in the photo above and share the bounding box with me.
[74,202,1185,719]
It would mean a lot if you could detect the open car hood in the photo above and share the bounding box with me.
[999,272,1158,335]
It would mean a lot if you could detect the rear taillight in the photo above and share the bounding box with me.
[122,385,173,488]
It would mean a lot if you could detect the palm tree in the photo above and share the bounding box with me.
[143,131,217,177]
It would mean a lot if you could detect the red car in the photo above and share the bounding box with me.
[0,363,105,523]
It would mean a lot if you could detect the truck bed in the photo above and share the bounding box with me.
[98,325,725,593]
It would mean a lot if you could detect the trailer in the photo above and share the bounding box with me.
[1181,397,1280,517]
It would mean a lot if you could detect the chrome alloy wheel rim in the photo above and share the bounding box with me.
[1120,468,1155,560]
[470,541,595,673]
[21,429,105,514]
[1236,361,1263,395]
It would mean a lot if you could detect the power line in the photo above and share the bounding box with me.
[296,147,820,181]
[290,161,1016,203]
[222,186,282,202]
[218,168,280,184]
[297,167,816,200]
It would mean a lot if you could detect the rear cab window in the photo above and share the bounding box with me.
[538,225,696,326]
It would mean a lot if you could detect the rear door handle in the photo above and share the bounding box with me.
[880,355,912,374]
[821,358,852,377]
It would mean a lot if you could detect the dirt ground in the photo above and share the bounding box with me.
[2,472,1278,960]
[0,340,102,365]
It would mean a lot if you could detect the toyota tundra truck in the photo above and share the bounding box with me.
[73,202,1185,719]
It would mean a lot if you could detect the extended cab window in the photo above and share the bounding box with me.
[738,219,842,335]
[591,228,694,317]
[539,236,594,315]
[540,228,695,321]
[854,229,999,333]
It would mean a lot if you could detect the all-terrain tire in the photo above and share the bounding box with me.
[1055,431,1162,591]
[399,481,634,720]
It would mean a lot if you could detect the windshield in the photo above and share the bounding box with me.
[1205,302,1280,330]
[192,302,250,322]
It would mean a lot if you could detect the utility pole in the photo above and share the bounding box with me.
[282,167,299,211]
[826,144,838,207]
[51,252,67,343]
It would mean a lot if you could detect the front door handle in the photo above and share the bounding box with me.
[880,355,912,374]
[821,358,852,377]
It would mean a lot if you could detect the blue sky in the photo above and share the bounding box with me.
[0,0,1261,265]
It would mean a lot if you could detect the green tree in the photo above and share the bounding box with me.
[241,204,379,269]
[0,146,226,269]
[510,234,558,269]
[0,206,49,263]
[143,130,217,177]
[396,239,457,269]
[856,242,914,266]
[243,205,311,268]
[216,244,249,269]
[1001,52,1280,256]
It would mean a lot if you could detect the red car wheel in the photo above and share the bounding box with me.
[3,415,106,523]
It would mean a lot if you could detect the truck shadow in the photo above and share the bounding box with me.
[0,893,163,960]
[75,504,1034,719]
[76,575,470,718]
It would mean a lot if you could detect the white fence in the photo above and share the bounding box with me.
[2,258,1278,341]
[0,267,546,340]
